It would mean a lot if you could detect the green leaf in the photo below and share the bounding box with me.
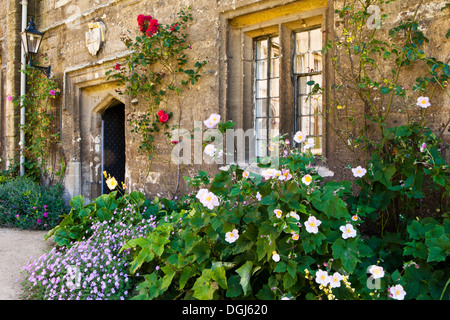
[69,195,85,209]
[161,266,176,291]
[236,261,253,296]
[192,271,218,300]
[179,266,193,290]
[426,235,450,262]
[96,207,113,220]
[192,242,211,264]
[274,261,287,273]
[226,275,243,298]
[211,266,228,290]
[331,238,361,273]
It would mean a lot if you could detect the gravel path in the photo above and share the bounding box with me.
[0,228,54,300]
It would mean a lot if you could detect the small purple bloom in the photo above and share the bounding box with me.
[49,89,56,96]
[43,212,48,218]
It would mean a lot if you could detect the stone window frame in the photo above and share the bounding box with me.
[220,1,329,161]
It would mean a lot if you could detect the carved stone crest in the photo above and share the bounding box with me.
[85,21,105,56]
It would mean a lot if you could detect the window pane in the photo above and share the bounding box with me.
[256,60,268,79]
[294,53,309,74]
[270,37,280,57]
[310,28,322,52]
[300,115,310,134]
[256,80,267,98]
[256,140,267,157]
[309,136,322,155]
[296,32,309,53]
[269,117,279,137]
[310,94,322,115]
[270,98,279,117]
[256,39,268,60]
[255,118,267,135]
[311,74,322,87]
[298,96,310,116]
[270,58,279,78]
[311,52,322,72]
[269,78,279,97]
[298,76,309,95]
[255,99,267,117]
[310,114,322,136]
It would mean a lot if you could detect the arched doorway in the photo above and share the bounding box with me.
[101,102,125,194]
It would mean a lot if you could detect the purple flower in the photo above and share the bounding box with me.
[44,205,48,209]
[43,212,48,218]
[49,89,56,96]
[7,95,13,102]
[37,218,42,223]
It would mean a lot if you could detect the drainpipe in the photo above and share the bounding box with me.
[20,0,28,176]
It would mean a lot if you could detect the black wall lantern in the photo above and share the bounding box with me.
[20,17,51,78]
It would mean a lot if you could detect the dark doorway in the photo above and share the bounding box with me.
[101,102,125,194]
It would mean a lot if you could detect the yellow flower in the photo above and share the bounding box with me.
[106,177,118,190]
[103,171,108,178]
[337,105,345,109]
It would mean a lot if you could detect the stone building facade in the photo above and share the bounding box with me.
[0,0,448,203]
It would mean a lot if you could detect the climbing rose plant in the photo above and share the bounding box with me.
[106,8,207,161]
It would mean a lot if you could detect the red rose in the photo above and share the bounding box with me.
[146,19,159,37]
[157,110,165,117]
[138,15,152,32]
[159,113,169,123]
[114,63,121,70]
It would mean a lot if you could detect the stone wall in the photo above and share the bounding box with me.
[1,0,448,202]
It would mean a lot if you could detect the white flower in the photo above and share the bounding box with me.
[301,174,313,186]
[204,144,217,157]
[368,265,385,279]
[225,229,239,243]
[204,113,221,128]
[272,251,280,262]
[196,189,219,210]
[274,209,283,218]
[106,177,118,191]
[352,215,359,221]
[262,168,281,180]
[195,188,209,200]
[289,211,300,220]
[305,216,321,234]
[303,138,315,149]
[315,270,330,286]
[278,169,292,181]
[256,191,262,201]
[351,166,367,178]
[291,233,299,241]
[293,131,306,143]
[340,223,357,239]
[389,284,406,300]
[416,96,430,109]
[242,171,250,179]
[329,272,343,288]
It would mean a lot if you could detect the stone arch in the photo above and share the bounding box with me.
[92,93,125,115]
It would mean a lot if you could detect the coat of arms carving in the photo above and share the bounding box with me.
[85,22,105,56]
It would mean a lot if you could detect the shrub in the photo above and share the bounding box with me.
[0,176,67,230]
[120,123,448,300]
[21,202,158,300]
